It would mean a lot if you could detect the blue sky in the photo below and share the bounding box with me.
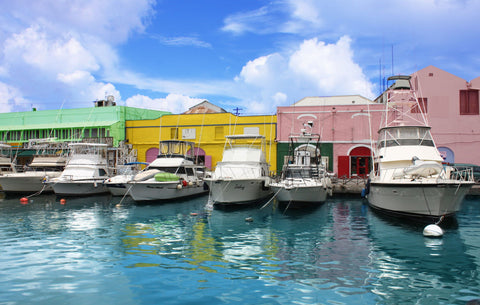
[1,0,479,115]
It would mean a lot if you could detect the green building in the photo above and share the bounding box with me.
[0,102,169,148]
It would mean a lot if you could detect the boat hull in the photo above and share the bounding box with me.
[367,182,473,217]
[105,183,129,196]
[51,181,109,196]
[0,172,60,193]
[271,183,328,203]
[128,181,207,201]
[206,179,273,205]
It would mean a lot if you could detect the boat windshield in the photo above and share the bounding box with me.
[158,141,195,160]
[284,167,316,179]
[377,126,434,148]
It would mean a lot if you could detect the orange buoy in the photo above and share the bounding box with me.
[60,198,66,205]
[190,212,198,216]
[20,197,29,204]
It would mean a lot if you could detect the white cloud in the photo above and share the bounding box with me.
[151,35,212,48]
[233,36,375,114]
[1,0,154,44]
[222,6,272,35]
[0,0,154,110]
[125,93,204,114]
[0,25,119,108]
[222,0,480,79]
[0,82,31,113]
[289,36,374,97]
[112,36,375,115]
[4,26,99,74]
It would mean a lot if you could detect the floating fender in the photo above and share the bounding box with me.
[423,224,443,237]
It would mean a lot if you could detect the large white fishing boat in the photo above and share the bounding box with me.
[205,134,273,205]
[127,141,207,202]
[270,123,332,204]
[48,143,110,196]
[0,140,67,193]
[366,75,474,218]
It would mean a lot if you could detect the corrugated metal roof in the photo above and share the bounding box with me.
[0,121,119,131]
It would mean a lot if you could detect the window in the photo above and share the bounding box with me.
[460,89,479,115]
[170,128,179,139]
[182,128,196,140]
[412,98,428,113]
[244,127,259,135]
[215,126,224,140]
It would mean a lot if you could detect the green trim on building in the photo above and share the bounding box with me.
[276,142,333,173]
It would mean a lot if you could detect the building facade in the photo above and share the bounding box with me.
[276,66,480,179]
[411,65,480,165]
[0,104,168,148]
[276,95,383,178]
[126,111,277,172]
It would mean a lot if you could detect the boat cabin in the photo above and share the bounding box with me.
[377,126,435,149]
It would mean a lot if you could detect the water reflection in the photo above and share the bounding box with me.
[366,206,480,304]
[119,198,379,303]
[1,193,479,304]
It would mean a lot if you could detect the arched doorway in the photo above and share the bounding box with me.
[189,147,211,169]
[294,144,321,166]
[145,147,159,163]
[437,147,454,163]
[349,146,371,178]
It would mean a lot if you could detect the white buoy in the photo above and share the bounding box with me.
[423,224,443,237]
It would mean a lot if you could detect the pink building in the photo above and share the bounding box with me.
[276,65,480,178]
[411,65,480,165]
[276,96,383,178]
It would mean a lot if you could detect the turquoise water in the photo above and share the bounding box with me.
[0,193,479,305]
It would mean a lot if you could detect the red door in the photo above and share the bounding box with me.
[337,156,350,178]
[351,156,369,177]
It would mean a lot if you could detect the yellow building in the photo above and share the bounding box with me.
[126,110,277,172]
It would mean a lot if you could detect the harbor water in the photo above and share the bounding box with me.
[0,193,479,304]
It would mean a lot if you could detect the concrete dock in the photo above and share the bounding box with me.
[331,177,366,195]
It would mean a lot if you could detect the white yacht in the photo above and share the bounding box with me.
[270,124,332,204]
[205,134,273,205]
[104,162,145,196]
[0,140,67,193]
[127,141,207,202]
[48,143,110,196]
[366,75,474,218]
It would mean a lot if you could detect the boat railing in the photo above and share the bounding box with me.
[450,166,475,182]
